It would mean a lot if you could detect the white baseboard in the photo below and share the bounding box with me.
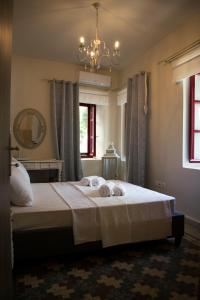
[185,215,200,229]
[185,215,200,243]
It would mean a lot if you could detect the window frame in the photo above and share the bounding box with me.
[79,103,96,158]
[189,74,200,162]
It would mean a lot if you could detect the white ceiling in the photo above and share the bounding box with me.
[13,0,200,70]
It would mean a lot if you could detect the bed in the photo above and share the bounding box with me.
[11,180,184,260]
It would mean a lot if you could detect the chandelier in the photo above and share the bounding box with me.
[78,2,120,72]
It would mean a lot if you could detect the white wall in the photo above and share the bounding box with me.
[11,55,120,175]
[11,13,200,222]
[121,14,200,222]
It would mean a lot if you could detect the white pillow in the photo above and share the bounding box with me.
[10,165,33,207]
[12,157,30,182]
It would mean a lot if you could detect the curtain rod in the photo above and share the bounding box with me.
[158,39,200,64]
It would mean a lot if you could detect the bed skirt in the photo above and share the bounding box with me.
[13,212,184,261]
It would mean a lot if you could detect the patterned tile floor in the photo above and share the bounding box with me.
[14,238,200,300]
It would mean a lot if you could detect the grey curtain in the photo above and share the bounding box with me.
[50,80,83,181]
[125,72,148,186]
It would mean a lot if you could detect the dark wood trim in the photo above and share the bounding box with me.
[0,0,13,299]
[189,74,200,162]
[80,103,96,158]
[189,75,195,161]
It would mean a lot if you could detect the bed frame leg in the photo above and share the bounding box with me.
[174,235,182,247]
[172,212,184,247]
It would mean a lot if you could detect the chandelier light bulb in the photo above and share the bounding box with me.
[114,41,120,49]
[80,37,85,45]
[90,51,95,57]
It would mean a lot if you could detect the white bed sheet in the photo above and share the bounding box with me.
[76,181,175,213]
[11,183,72,231]
[74,181,175,246]
[11,181,175,237]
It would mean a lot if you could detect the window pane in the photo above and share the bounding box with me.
[195,74,200,101]
[194,104,200,130]
[194,133,200,160]
[79,106,88,153]
[89,106,95,154]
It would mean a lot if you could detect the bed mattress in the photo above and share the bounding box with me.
[11,183,72,231]
[11,181,175,233]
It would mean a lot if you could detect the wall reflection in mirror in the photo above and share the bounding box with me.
[13,109,46,149]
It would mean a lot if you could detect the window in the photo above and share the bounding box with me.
[79,103,96,158]
[117,88,127,160]
[120,102,126,160]
[189,74,200,162]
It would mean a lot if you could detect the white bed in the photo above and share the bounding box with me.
[12,182,72,231]
[12,180,175,248]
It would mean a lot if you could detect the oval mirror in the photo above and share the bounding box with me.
[13,108,46,149]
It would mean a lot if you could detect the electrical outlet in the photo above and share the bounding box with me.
[155,180,166,192]
[155,180,162,188]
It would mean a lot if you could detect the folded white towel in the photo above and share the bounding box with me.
[80,176,105,187]
[80,176,95,186]
[113,184,125,196]
[92,176,106,187]
[99,182,115,197]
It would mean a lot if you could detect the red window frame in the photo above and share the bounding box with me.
[189,74,200,162]
[79,103,96,158]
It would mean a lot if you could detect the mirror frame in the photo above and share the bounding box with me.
[13,108,46,149]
